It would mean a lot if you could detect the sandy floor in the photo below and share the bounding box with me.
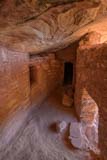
[0,89,92,160]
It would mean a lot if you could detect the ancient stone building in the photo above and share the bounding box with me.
[0,0,107,160]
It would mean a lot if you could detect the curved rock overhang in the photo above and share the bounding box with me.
[0,0,107,53]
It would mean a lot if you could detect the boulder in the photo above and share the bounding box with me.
[69,122,88,149]
[56,121,67,133]
[69,121,99,152]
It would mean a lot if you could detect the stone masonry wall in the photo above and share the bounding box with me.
[55,43,78,89]
[0,47,30,123]
[75,32,107,159]
[29,53,63,106]
[0,47,63,123]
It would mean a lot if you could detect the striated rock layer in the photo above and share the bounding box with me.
[0,1,107,53]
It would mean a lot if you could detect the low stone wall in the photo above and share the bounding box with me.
[29,53,63,106]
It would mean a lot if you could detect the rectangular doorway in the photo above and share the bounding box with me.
[63,62,73,85]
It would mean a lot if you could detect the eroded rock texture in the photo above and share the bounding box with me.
[0,1,103,53]
[70,89,99,153]
[75,32,107,159]
[0,0,100,27]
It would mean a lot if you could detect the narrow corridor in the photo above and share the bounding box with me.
[0,89,91,160]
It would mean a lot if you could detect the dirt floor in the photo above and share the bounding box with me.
[0,89,93,160]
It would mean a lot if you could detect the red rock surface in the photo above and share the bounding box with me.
[0,1,107,159]
[75,32,107,159]
[0,1,103,53]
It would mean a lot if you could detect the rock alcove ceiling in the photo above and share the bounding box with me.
[0,0,107,53]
